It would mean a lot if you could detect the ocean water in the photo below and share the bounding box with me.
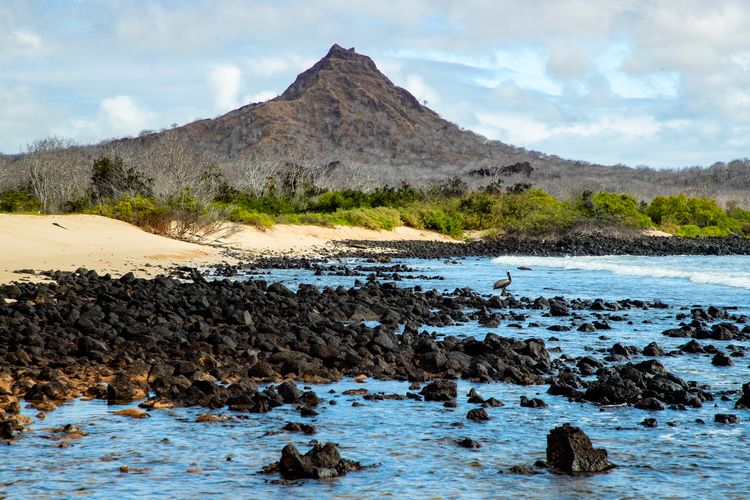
[2,255,749,499]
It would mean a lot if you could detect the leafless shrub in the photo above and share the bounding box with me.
[22,137,90,213]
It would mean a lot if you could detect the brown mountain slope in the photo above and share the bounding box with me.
[138,44,536,177]
[117,44,750,203]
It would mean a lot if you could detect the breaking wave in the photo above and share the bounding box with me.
[491,255,750,291]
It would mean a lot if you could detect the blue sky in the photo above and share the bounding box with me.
[2,0,750,167]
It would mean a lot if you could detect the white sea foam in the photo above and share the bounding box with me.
[491,256,750,291]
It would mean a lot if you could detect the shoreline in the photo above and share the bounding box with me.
[1,246,748,493]
[3,213,750,286]
[0,214,453,285]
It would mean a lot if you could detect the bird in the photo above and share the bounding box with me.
[493,270,512,295]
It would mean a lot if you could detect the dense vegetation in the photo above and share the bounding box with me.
[2,153,750,241]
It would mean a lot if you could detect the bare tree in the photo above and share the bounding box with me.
[23,137,89,213]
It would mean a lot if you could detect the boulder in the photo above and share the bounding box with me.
[277,442,361,480]
[714,414,740,424]
[735,382,750,409]
[276,381,304,404]
[466,408,490,421]
[643,342,666,357]
[546,423,615,474]
[420,380,457,402]
[711,352,734,367]
[456,437,481,448]
[520,396,548,408]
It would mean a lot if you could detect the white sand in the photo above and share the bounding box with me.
[0,214,454,284]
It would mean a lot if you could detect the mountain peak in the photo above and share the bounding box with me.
[154,43,515,172]
[325,43,357,58]
[279,44,381,101]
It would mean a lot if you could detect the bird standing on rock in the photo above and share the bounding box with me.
[493,270,512,295]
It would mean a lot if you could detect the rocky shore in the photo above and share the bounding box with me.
[333,234,750,259]
[1,262,747,450]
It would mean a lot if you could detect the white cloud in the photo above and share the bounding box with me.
[244,90,277,104]
[99,95,156,134]
[8,29,42,50]
[403,74,440,106]
[4,0,750,166]
[208,65,242,111]
[246,55,315,78]
[0,29,45,60]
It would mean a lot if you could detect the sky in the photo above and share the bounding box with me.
[2,0,750,168]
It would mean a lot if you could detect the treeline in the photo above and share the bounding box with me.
[1,144,749,240]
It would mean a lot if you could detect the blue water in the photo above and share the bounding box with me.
[2,255,750,498]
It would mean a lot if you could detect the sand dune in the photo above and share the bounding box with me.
[0,214,453,284]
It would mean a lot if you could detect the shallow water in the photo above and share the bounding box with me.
[2,256,750,498]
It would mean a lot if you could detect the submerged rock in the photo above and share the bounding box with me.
[456,437,481,449]
[502,464,543,475]
[546,423,615,474]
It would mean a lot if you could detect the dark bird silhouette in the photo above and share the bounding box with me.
[493,270,512,295]
[52,222,68,230]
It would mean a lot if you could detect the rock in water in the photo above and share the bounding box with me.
[276,442,361,480]
[714,414,740,425]
[546,423,615,474]
[736,382,750,409]
[466,408,490,422]
[419,380,457,402]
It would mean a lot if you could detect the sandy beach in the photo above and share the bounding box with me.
[0,214,454,284]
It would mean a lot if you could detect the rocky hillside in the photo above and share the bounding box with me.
[132,44,545,176]
[113,44,750,201]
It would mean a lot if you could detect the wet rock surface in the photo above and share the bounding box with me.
[546,423,615,474]
[0,271,556,415]
[736,383,750,409]
[0,252,748,495]
[270,442,362,480]
[580,360,713,408]
[333,235,750,259]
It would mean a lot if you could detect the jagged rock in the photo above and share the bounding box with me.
[275,442,361,480]
[714,414,740,424]
[736,382,750,409]
[282,422,317,434]
[456,437,481,448]
[643,342,666,357]
[640,418,658,428]
[520,396,547,408]
[712,352,734,366]
[276,381,304,404]
[466,408,490,421]
[546,423,615,474]
[420,380,457,402]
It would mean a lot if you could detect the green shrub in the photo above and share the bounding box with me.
[368,183,423,207]
[490,189,577,234]
[646,193,745,236]
[224,205,275,228]
[646,194,725,226]
[0,189,42,213]
[308,189,371,212]
[335,207,402,231]
[458,192,497,230]
[397,207,422,229]
[589,192,653,228]
[674,224,732,238]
